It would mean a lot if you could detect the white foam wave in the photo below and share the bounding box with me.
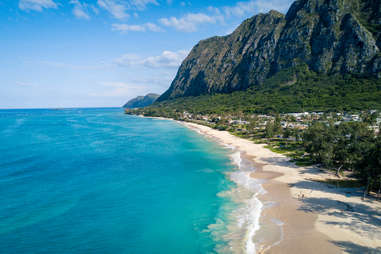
[246,195,263,253]
[206,150,266,253]
[231,152,242,170]
[230,171,265,196]
[230,171,264,254]
[224,144,236,150]
[227,151,265,254]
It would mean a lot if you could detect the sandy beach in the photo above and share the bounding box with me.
[180,121,381,254]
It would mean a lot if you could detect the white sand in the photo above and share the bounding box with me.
[180,121,381,253]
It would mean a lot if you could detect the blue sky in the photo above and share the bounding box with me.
[0,0,293,108]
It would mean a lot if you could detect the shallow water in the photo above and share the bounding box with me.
[0,108,241,253]
[0,108,265,253]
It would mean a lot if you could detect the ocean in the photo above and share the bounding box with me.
[0,108,262,253]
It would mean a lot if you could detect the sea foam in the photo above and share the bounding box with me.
[224,150,265,254]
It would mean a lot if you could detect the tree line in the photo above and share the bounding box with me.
[303,121,381,195]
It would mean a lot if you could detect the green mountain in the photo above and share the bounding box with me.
[123,93,160,108]
[157,0,381,103]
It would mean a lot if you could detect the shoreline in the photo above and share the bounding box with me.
[177,120,381,253]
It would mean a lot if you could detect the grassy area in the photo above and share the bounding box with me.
[264,139,317,166]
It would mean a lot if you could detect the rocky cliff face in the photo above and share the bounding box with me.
[273,0,380,75]
[158,0,381,101]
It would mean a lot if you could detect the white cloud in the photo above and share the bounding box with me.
[112,24,145,32]
[70,0,90,20]
[158,0,292,32]
[145,22,162,32]
[222,0,256,17]
[223,0,292,17]
[130,0,158,10]
[114,50,189,69]
[143,50,189,68]
[96,0,158,18]
[19,0,57,11]
[112,22,162,32]
[253,0,293,13]
[97,0,128,19]
[159,13,219,32]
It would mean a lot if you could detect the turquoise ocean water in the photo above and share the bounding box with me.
[0,108,246,253]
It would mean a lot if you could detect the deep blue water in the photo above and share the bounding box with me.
[0,108,236,253]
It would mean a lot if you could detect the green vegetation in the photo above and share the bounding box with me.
[303,121,381,194]
[147,72,381,115]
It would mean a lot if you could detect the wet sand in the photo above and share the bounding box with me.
[180,121,381,253]
[249,156,337,253]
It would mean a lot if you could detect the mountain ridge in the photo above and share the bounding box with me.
[123,93,160,108]
[157,0,381,102]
